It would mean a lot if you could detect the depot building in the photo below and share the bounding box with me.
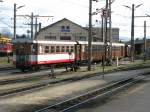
[36,18,119,43]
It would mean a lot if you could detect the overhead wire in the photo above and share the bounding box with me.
[62,0,89,8]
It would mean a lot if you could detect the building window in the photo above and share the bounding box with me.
[61,26,65,32]
[45,36,56,40]
[80,36,86,41]
[66,26,70,30]
[75,36,86,41]
[61,26,70,32]
[61,26,65,30]
[60,36,71,40]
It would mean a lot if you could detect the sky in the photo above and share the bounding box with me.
[0,0,150,41]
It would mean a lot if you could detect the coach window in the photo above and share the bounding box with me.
[51,46,55,53]
[61,46,65,52]
[85,46,88,52]
[116,47,119,51]
[66,46,69,52]
[97,45,101,51]
[92,45,96,51]
[32,44,36,54]
[115,47,119,51]
[56,46,60,52]
[70,46,74,52]
[45,46,49,53]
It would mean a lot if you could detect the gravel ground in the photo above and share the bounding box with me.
[0,68,150,112]
[0,77,106,112]
[0,60,149,112]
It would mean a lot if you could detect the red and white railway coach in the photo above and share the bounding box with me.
[13,38,77,71]
[12,38,126,71]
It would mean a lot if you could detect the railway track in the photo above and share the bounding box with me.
[1,63,150,85]
[0,69,101,97]
[0,65,56,72]
[0,66,15,71]
[35,74,147,112]
[112,64,150,72]
[1,65,150,97]
[0,68,150,112]
[0,66,66,85]
[0,73,49,85]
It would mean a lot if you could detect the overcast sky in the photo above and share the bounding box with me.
[0,0,150,41]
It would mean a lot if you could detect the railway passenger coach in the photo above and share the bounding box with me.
[0,35,12,56]
[12,38,126,71]
[0,42,12,56]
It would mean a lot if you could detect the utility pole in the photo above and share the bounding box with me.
[14,3,16,39]
[87,0,98,71]
[39,22,42,31]
[108,0,112,65]
[17,14,53,39]
[13,3,25,39]
[31,12,34,39]
[101,15,104,42]
[104,0,108,66]
[133,15,150,61]
[123,3,143,62]
[131,4,135,62]
[144,20,146,61]
[88,0,92,71]
[35,17,38,36]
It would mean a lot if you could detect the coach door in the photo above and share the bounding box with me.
[74,43,82,62]
[16,43,29,65]
[16,51,29,65]
[121,46,124,57]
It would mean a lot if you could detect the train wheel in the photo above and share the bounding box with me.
[31,65,40,71]
[21,68,25,72]
[31,66,36,71]
[36,66,40,71]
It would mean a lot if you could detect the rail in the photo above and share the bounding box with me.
[35,74,146,112]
